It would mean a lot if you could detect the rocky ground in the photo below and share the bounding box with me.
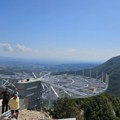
[0,109,53,120]
[18,109,53,120]
[0,99,53,120]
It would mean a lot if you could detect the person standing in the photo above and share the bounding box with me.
[1,88,10,113]
[8,93,20,119]
[14,87,19,97]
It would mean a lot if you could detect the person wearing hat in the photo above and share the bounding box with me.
[8,93,20,119]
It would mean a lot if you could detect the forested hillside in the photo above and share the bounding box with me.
[93,56,120,96]
[50,94,120,120]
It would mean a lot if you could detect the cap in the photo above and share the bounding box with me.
[14,93,18,97]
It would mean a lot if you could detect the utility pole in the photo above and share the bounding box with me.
[102,72,104,82]
[90,69,91,78]
[82,69,84,77]
[96,71,98,79]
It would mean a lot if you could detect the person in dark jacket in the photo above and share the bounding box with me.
[1,88,10,113]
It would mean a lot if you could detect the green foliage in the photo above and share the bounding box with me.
[50,97,83,120]
[50,94,120,120]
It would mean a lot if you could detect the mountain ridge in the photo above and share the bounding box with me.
[92,55,120,96]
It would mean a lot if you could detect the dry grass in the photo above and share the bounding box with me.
[18,109,53,120]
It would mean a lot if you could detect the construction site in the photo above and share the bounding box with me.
[0,72,109,120]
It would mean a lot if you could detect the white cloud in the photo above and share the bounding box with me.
[67,48,78,53]
[0,43,39,58]
[0,43,14,52]
[0,42,120,62]
[46,48,120,62]
[15,44,33,52]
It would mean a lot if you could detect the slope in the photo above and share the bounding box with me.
[93,55,120,96]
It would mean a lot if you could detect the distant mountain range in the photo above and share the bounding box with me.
[0,56,99,74]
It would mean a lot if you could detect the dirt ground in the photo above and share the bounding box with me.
[0,99,53,120]
[18,109,53,120]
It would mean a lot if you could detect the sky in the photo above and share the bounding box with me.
[0,0,120,62]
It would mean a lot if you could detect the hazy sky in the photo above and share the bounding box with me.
[0,0,120,62]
